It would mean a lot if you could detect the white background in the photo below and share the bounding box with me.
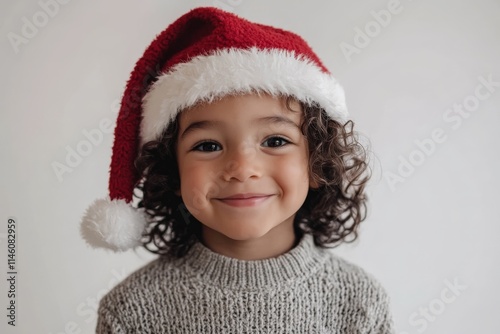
[1,0,499,333]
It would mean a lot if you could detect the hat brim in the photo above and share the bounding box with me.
[140,47,348,145]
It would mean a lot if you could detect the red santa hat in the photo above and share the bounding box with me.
[80,6,349,252]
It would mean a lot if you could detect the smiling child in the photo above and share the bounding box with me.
[81,7,395,333]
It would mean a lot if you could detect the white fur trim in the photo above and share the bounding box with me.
[140,47,348,145]
[80,197,147,252]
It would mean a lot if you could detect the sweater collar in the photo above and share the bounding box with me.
[177,232,329,290]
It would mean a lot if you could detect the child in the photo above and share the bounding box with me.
[81,7,395,333]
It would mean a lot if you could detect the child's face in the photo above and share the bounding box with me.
[175,93,312,246]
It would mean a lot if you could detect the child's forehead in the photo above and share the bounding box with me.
[179,93,302,120]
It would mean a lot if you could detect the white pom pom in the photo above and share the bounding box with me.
[80,197,147,252]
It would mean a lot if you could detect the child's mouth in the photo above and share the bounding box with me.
[216,194,273,207]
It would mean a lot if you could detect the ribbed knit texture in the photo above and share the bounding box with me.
[96,233,394,333]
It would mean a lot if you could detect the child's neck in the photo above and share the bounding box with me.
[199,220,299,261]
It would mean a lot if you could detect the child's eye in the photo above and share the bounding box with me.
[192,141,221,152]
[262,136,291,148]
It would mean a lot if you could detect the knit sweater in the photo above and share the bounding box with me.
[96,233,394,333]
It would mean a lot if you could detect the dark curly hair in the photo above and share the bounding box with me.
[134,94,371,258]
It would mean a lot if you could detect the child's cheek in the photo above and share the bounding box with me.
[180,162,218,201]
[272,151,310,191]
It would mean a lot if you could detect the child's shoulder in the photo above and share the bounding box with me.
[327,251,385,280]
[322,250,391,302]
[98,255,180,309]
[319,252,394,331]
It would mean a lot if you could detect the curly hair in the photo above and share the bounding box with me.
[134,95,371,258]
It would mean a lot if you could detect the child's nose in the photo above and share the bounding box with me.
[221,143,262,182]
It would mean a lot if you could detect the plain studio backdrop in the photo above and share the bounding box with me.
[1,0,499,333]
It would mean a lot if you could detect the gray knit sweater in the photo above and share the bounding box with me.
[96,233,394,333]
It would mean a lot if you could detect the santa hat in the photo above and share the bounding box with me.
[80,6,349,252]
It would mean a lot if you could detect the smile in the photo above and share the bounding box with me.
[216,194,273,208]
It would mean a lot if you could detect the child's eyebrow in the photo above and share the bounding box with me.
[180,120,222,140]
[257,116,300,131]
[180,116,300,140]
